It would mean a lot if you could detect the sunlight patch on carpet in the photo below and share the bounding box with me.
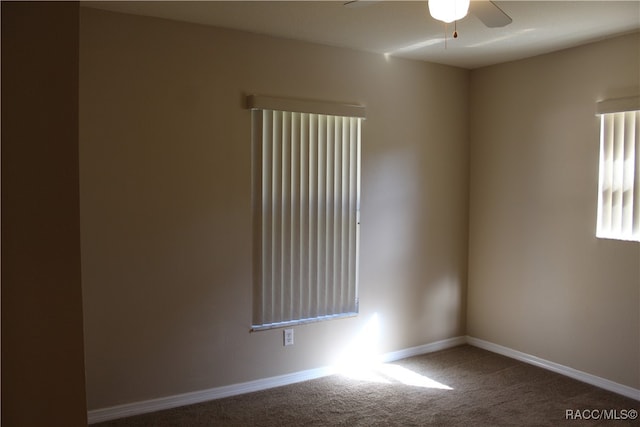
[338,362,453,389]
[334,313,453,389]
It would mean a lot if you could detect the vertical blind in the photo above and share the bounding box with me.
[596,109,639,242]
[249,97,364,330]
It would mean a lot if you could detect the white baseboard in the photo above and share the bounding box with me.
[466,336,640,401]
[87,365,336,424]
[380,336,467,363]
[87,336,465,424]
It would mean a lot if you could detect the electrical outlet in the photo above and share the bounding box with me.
[283,328,294,346]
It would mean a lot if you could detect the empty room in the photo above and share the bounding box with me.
[2,1,639,426]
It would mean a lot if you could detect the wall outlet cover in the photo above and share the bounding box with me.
[284,329,294,346]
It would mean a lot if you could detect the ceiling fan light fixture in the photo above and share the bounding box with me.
[428,0,470,23]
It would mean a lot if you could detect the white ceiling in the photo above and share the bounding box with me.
[83,1,640,69]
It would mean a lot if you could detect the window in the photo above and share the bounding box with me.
[248,96,365,330]
[596,96,639,242]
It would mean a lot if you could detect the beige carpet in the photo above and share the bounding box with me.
[95,345,639,426]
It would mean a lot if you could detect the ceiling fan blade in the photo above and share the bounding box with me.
[472,1,512,28]
[343,0,383,8]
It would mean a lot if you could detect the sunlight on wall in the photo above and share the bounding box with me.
[335,313,383,370]
[333,313,453,390]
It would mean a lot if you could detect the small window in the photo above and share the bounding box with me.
[596,97,639,242]
[248,96,365,330]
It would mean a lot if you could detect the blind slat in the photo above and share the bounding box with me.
[308,114,318,320]
[273,111,282,323]
[622,112,635,233]
[317,115,326,319]
[633,112,640,236]
[262,110,273,324]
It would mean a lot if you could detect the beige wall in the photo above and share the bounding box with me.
[1,2,88,425]
[468,33,640,389]
[80,8,469,409]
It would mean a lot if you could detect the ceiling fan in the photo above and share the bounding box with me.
[344,0,512,29]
